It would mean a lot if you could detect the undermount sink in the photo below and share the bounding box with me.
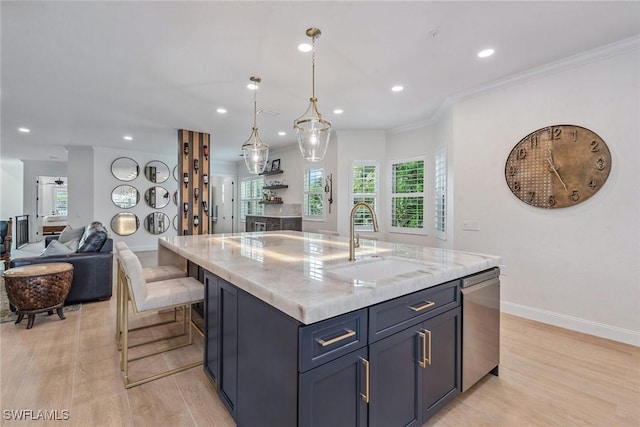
[327,257,428,283]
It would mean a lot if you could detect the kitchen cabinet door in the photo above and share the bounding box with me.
[421,307,461,422]
[299,347,368,427]
[204,272,219,386]
[218,279,238,419]
[369,325,422,427]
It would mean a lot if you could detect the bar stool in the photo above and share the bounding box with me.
[114,242,187,347]
[118,249,204,388]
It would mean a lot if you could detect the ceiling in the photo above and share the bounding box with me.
[2,1,639,164]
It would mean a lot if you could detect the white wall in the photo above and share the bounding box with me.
[0,159,24,249]
[451,48,639,344]
[94,147,178,251]
[67,146,95,228]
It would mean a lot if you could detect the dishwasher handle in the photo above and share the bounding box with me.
[462,268,499,288]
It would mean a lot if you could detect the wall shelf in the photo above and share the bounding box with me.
[263,185,288,190]
[260,169,284,176]
[259,201,283,205]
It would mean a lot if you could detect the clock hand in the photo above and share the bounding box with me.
[546,158,569,192]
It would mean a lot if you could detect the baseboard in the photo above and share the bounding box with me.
[501,301,640,347]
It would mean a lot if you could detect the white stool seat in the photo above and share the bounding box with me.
[137,276,204,312]
[143,265,186,282]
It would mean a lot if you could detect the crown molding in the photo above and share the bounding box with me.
[388,35,640,135]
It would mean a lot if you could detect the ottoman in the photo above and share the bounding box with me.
[3,262,74,329]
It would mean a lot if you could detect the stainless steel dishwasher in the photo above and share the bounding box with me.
[461,267,500,392]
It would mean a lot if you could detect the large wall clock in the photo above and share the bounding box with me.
[505,124,611,208]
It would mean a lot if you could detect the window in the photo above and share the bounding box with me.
[351,162,378,230]
[434,147,447,238]
[390,156,425,233]
[240,176,264,221]
[54,188,68,215]
[303,167,324,219]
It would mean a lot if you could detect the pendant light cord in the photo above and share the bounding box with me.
[253,81,258,128]
[311,35,316,99]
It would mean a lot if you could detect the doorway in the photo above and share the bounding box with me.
[210,175,235,234]
[37,176,68,238]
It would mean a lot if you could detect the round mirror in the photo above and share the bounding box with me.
[111,185,139,209]
[173,191,178,206]
[144,160,170,183]
[110,212,139,236]
[111,157,140,182]
[173,215,178,230]
[144,186,170,209]
[173,165,178,181]
[144,212,170,235]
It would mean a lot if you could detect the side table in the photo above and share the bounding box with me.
[3,263,74,329]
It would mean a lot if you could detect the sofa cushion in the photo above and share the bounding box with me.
[0,242,5,254]
[42,239,75,256]
[77,222,109,253]
[58,225,85,244]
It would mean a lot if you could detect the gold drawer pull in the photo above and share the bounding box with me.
[418,329,432,368]
[409,300,435,312]
[317,329,356,347]
[360,357,370,403]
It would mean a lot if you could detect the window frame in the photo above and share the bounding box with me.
[303,166,325,221]
[389,155,427,235]
[240,176,264,222]
[434,145,447,240]
[350,160,379,232]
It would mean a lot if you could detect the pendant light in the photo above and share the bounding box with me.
[241,76,270,174]
[294,28,331,162]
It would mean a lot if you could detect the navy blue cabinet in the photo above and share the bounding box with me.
[299,347,369,427]
[204,269,462,427]
[203,272,238,420]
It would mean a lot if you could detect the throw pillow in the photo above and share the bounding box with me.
[63,237,80,253]
[58,225,85,244]
[78,221,105,248]
[41,239,74,256]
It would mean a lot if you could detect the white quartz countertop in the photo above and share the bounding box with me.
[159,231,500,325]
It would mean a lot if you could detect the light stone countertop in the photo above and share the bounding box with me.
[159,231,500,325]
[245,214,302,218]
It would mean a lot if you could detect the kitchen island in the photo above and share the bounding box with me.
[158,231,500,427]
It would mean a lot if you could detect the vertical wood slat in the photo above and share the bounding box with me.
[178,129,210,236]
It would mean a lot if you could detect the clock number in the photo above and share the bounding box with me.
[595,157,606,170]
[570,129,578,142]
[516,147,527,160]
[551,127,562,140]
[588,177,598,190]
[530,134,538,148]
[527,191,536,203]
[548,195,556,207]
[570,190,580,202]
[512,181,521,192]
[508,165,517,176]
[590,140,600,152]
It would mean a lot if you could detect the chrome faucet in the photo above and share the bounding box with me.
[349,202,379,261]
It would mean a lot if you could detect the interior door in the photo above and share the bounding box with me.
[211,175,235,234]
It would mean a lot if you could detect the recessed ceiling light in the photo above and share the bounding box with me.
[18,127,30,133]
[123,135,133,141]
[246,83,258,90]
[298,43,312,52]
[478,48,495,58]
[278,131,286,136]
[333,109,343,114]
[391,85,404,92]
[217,108,227,114]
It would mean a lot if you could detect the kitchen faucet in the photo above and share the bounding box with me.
[349,202,379,261]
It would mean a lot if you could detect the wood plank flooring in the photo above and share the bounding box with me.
[1,253,638,426]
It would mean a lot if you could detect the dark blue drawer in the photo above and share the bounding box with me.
[299,308,368,372]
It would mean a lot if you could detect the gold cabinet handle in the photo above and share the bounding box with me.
[409,300,435,312]
[316,329,356,347]
[418,329,432,368]
[360,357,370,403]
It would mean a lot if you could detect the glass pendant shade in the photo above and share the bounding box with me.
[242,76,269,174]
[294,28,331,162]
[294,98,331,162]
[242,127,269,174]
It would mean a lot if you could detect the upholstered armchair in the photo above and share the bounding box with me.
[0,218,13,270]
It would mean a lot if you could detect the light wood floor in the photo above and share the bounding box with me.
[1,255,638,426]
